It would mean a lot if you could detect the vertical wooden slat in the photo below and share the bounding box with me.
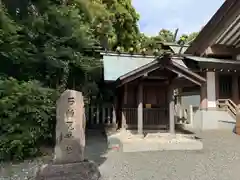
[124,84,128,104]
[96,106,99,124]
[102,106,105,124]
[91,106,94,125]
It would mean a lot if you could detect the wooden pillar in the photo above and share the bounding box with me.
[176,88,182,118]
[137,83,143,135]
[112,97,117,126]
[232,75,239,104]
[168,85,175,135]
[206,71,216,108]
[96,106,100,124]
[189,105,193,124]
[121,85,127,130]
[200,83,207,109]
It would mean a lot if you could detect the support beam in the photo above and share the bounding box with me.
[171,78,197,88]
[137,83,143,135]
[166,66,202,86]
[204,44,240,57]
[168,85,175,135]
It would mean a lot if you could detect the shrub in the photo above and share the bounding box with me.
[0,78,58,161]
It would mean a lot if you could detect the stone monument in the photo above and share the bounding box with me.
[35,90,101,180]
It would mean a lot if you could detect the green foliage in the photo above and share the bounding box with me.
[138,29,199,53]
[0,0,116,161]
[0,78,58,161]
[0,0,200,161]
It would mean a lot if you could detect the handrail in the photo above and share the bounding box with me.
[217,99,237,118]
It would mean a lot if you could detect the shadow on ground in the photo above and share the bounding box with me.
[85,127,109,166]
[176,124,202,139]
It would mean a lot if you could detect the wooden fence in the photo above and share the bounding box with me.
[122,108,169,130]
[85,104,199,129]
[85,104,116,128]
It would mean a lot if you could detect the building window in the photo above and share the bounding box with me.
[219,75,232,98]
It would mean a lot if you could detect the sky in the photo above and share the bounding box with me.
[132,0,225,36]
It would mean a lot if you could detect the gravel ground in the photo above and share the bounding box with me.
[1,130,240,180]
[100,130,240,180]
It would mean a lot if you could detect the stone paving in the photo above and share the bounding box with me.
[1,130,240,180]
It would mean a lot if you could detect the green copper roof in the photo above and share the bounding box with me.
[102,53,155,81]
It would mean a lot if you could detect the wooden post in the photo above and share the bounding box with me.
[200,83,208,109]
[189,105,193,124]
[168,85,175,135]
[175,88,182,121]
[121,85,127,130]
[112,105,116,125]
[96,106,100,124]
[91,106,94,125]
[102,107,105,124]
[138,83,143,135]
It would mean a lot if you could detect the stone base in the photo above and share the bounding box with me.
[107,131,203,152]
[123,140,203,152]
[35,160,101,180]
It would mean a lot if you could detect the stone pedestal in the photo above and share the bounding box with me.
[35,90,101,180]
[35,160,100,180]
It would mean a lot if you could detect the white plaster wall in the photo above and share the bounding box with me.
[192,109,235,130]
[207,72,216,108]
[191,109,203,130]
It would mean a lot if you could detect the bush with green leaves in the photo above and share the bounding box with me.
[0,78,58,161]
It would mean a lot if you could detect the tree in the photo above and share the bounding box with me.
[186,32,199,44]
[178,32,199,45]
[154,29,175,42]
[102,0,140,51]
